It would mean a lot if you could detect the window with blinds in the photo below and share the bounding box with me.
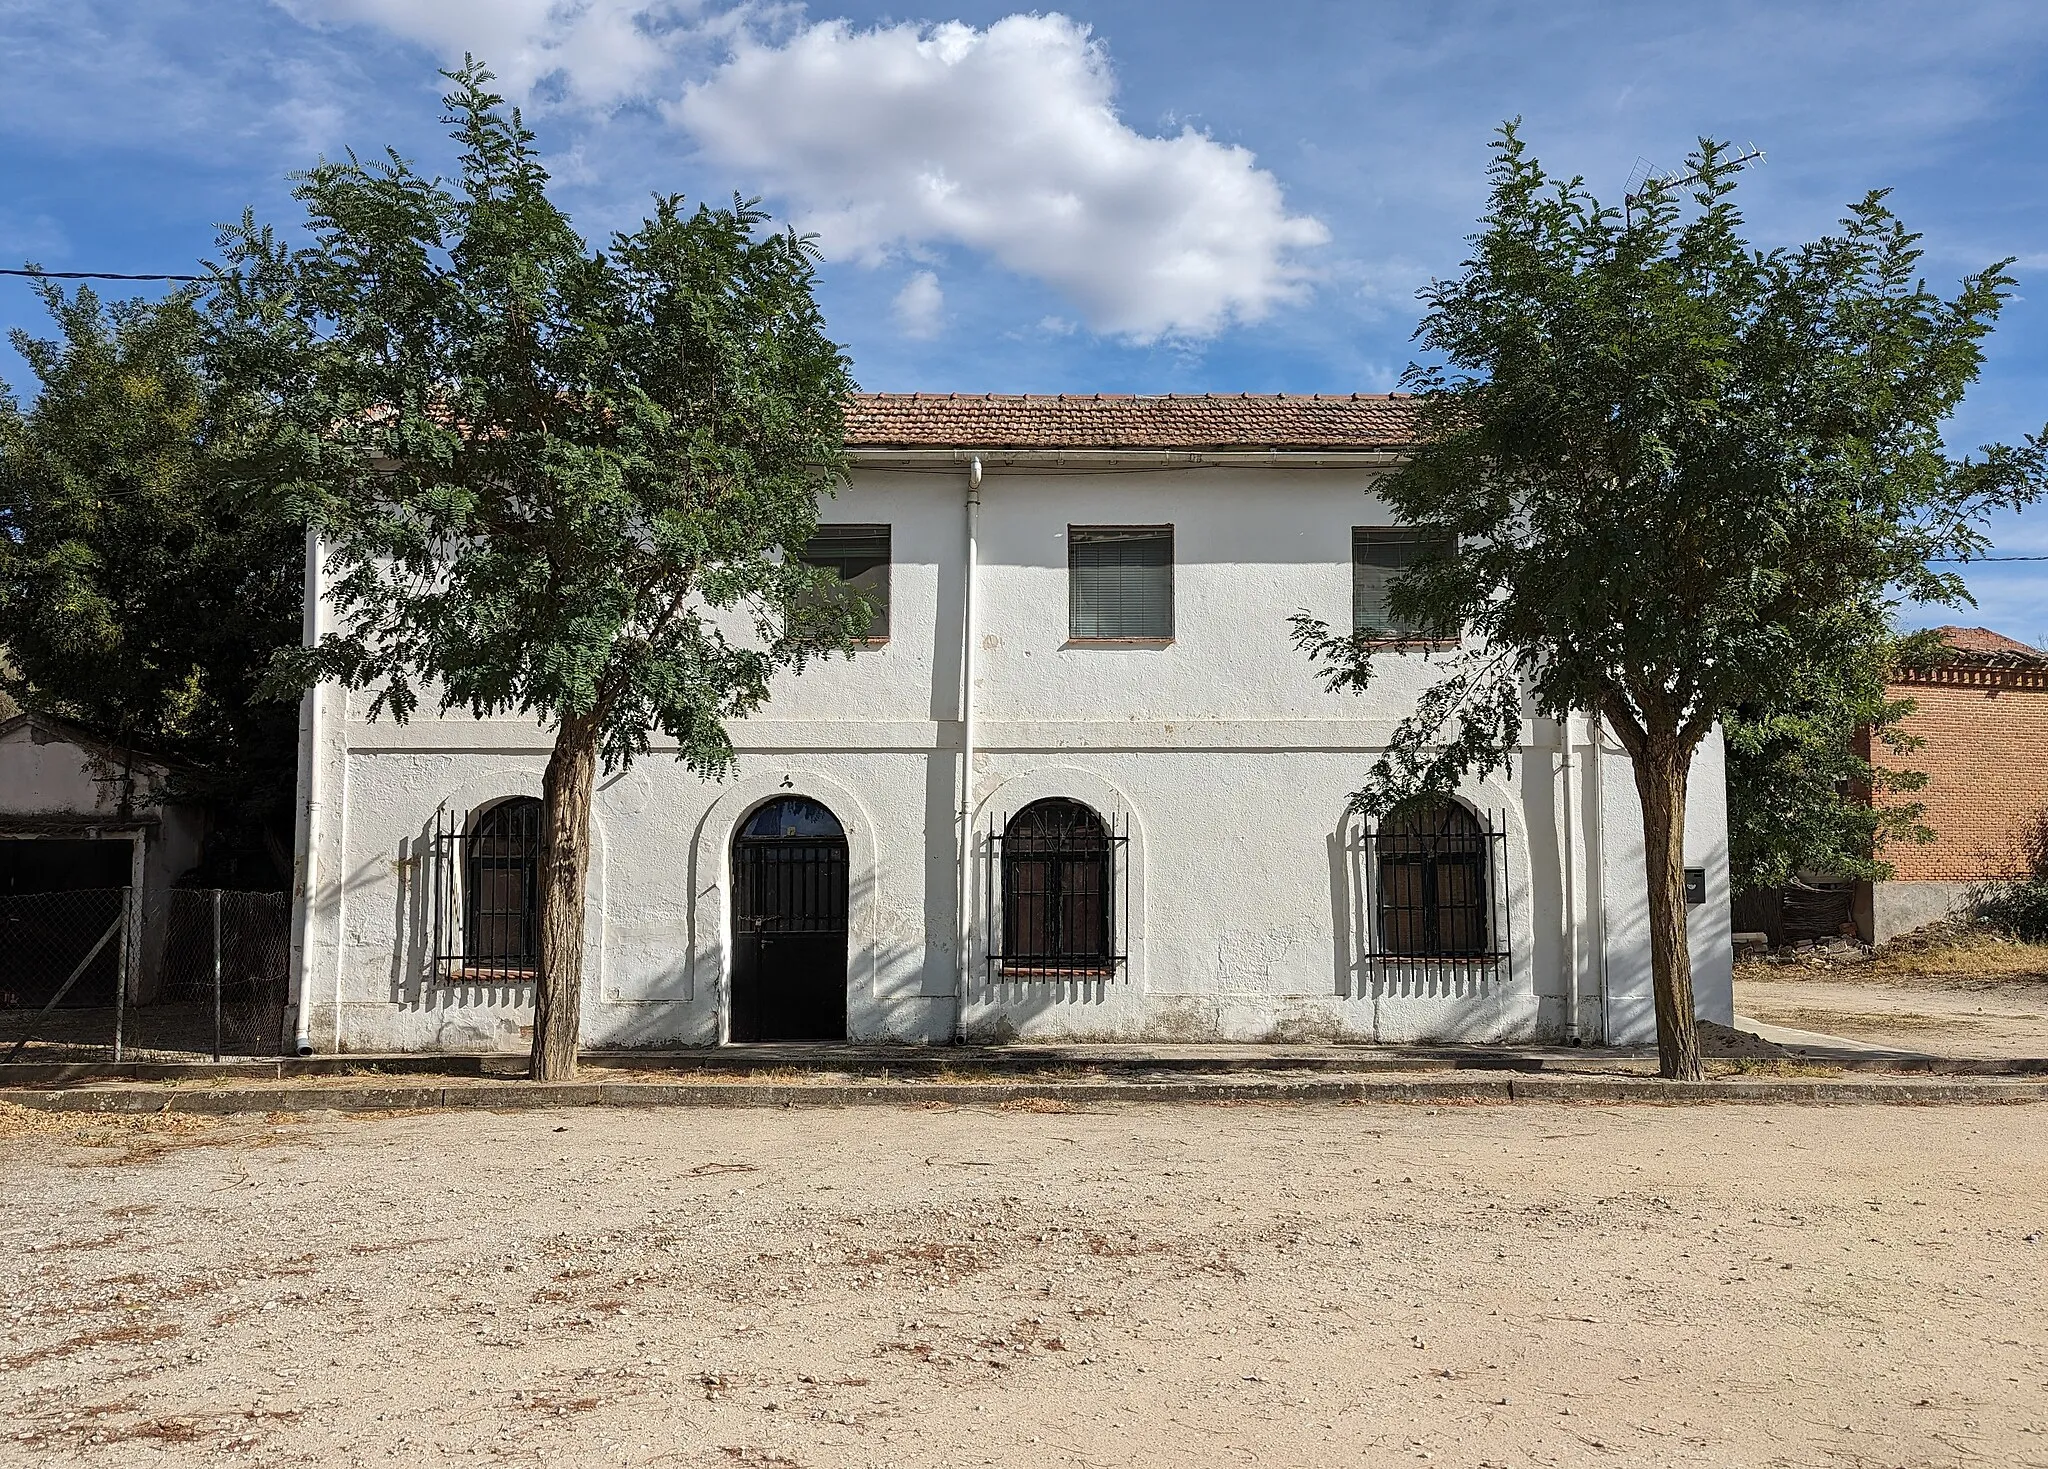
[799,524,891,641]
[1069,525,1173,641]
[1353,527,1454,641]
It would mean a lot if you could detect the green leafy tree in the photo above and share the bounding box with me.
[1294,127,2046,1079]
[0,283,304,879]
[1723,619,1937,894]
[208,64,862,1079]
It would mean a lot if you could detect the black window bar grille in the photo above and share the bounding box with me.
[1355,803,1512,985]
[984,799,1130,980]
[432,799,544,982]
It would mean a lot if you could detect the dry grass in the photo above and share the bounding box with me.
[996,1096,1082,1114]
[1710,1058,1847,1079]
[1764,1007,1979,1035]
[1862,929,2048,984]
[1735,928,2048,988]
[1,1321,181,1371]
[0,1102,223,1145]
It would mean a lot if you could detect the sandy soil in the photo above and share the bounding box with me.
[1735,942,2048,1058]
[4,1099,2046,1469]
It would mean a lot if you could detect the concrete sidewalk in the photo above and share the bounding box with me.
[3,1026,2047,1115]
[3,1017,2044,1090]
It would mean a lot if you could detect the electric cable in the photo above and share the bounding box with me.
[2,268,207,282]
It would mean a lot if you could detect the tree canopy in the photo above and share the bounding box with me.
[1722,619,1936,895]
[0,283,304,882]
[1296,125,2046,1078]
[208,63,863,1076]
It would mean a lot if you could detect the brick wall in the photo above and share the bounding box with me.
[1877,670,2048,880]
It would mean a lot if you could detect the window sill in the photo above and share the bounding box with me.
[1356,636,1462,651]
[997,965,1120,979]
[439,964,538,983]
[1365,954,1505,966]
[1062,637,1174,649]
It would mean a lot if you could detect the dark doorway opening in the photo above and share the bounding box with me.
[730,797,849,1043]
[0,837,133,896]
[0,838,134,1009]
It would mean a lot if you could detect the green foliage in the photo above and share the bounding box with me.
[0,283,304,878]
[1294,124,2045,813]
[1722,622,1939,893]
[206,62,862,774]
[1972,806,2048,941]
[1293,123,2047,1077]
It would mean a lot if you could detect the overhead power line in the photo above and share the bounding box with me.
[1,267,207,282]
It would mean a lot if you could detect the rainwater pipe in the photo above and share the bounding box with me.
[290,527,327,1055]
[1559,710,1581,1045]
[953,455,983,1043]
[1590,713,1613,1044]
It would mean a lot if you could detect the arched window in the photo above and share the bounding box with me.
[1001,799,1113,973]
[1374,799,1491,958]
[466,797,543,972]
[740,797,846,841]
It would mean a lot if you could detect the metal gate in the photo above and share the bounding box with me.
[730,800,849,1043]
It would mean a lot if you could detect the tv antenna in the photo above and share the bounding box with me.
[1625,145,1765,225]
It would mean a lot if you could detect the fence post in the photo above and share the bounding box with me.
[212,889,224,1064]
[112,890,131,1063]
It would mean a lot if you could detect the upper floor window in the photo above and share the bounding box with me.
[1353,527,1455,642]
[1069,525,1173,642]
[799,524,891,642]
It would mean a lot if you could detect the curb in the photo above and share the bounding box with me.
[4,1050,2041,1089]
[3,1074,2045,1116]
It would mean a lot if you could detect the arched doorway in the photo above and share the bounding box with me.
[730,796,849,1042]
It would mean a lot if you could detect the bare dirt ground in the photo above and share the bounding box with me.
[4,1099,2046,1469]
[1736,935,2048,1058]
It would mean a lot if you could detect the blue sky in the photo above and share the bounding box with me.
[2,0,2044,638]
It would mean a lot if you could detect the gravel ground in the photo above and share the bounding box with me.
[1735,968,2048,1059]
[4,1099,2046,1468]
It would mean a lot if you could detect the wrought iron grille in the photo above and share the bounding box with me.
[432,799,543,981]
[732,835,851,935]
[1357,802,1511,981]
[984,799,1129,980]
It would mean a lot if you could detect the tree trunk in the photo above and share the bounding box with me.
[1629,738,1706,1081]
[531,710,600,1082]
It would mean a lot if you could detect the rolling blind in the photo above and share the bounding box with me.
[1353,527,1450,638]
[799,524,891,639]
[1069,526,1173,640]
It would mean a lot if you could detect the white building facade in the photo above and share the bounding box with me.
[286,394,1733,1055]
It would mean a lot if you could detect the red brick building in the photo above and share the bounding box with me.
[1864,626,2048,941]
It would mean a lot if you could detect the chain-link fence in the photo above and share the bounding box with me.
[0,888,290,1063]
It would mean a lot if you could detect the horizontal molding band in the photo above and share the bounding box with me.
[340,716,1547,754]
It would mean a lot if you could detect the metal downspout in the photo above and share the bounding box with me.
[953,456,983,1043]
[290,527,325,1056]
[1591,714,1612,1045]
[1559,711,1581,1044]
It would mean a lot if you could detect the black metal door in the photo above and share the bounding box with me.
[730,814,849,1043]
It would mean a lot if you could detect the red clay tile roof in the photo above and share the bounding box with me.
[844,393,1418,451]
[1933,626,2048,667]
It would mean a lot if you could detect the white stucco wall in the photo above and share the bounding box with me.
[0,718,206,900]
[291,461,1734,1052]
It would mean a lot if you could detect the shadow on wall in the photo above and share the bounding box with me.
[1327,806,1524,1001]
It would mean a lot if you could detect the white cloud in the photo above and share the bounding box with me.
[277,0,702,107]
[672,15,1329,341]
[892,270,944,339]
